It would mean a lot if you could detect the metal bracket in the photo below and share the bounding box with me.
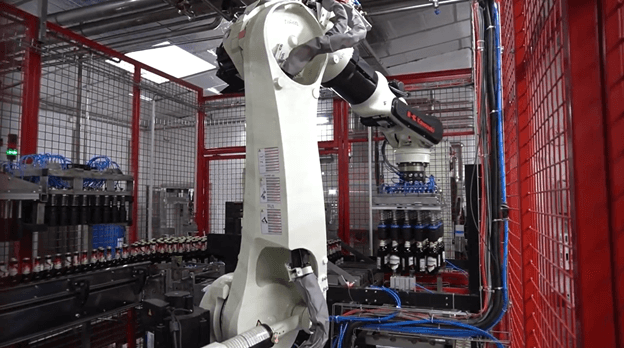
[285,265,313,281]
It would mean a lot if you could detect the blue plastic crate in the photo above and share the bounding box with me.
[92,225,125,251]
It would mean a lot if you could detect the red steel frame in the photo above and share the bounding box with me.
[197,68,474,241]
[600,0,624,343]
[564,0,617,346]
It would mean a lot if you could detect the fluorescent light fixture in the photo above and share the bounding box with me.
[153,41,170,47]
[129,93,153,101]
[328,189,337,195]
[206,87,221,95]
[317,116,330,125]
[106,45,215,84]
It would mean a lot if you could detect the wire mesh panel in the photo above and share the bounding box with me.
[516,0,576,346]
[500,0,524,347]
[137,79,199,240]
[204,96,246,149]
[203,93,337,235]
[0,9,30,265]
[209,158,245,233]
[348,141,370,253]
[34,29,138,257]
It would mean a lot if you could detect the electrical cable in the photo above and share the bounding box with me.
[413,282,433,293]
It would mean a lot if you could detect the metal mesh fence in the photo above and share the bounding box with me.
[35,28,137,259]
[203,94,337,234]
[515,0,576,346]
[500,0,524,347]
[0,9,27,265]
[137,79,198,240]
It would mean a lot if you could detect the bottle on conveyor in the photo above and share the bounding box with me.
[33,256,43,281]
[0,261,8,286]
[400,212,414,275]
[20,257,31,283]
[64,252,73,275]
[90,249,99,271]
[105,246,113,267]
[43,255,53,278]
[388,211,402,274]
[8,258,19,285]
[80,250,89,272]
[97,247,106,268]
[114,246,122,266]
[376,220,389,272]
[122,244,129,264]
[52,254,62,277]
[73,252,81,273]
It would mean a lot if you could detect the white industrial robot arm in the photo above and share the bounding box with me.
[202,1,443,348]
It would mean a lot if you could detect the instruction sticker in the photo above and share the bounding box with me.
[260,177,268,203]
[258,149,267,174]
[260,208,269,235]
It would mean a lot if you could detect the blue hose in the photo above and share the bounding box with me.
[489,1,509,329]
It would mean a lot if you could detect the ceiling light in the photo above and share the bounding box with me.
[153,41,170,47]
[129,93,153,101]
[317,116,331,125]
[206,87,221,95]
[106,45,215,84]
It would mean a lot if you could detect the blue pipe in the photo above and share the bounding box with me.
[490,1,509,328]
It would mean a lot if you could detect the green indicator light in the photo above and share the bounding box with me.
[6,149,17,156]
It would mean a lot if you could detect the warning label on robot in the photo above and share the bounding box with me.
[260,205,282,235]
[260,177,268,203]
[258,147,280,174]
[260,208,269,234]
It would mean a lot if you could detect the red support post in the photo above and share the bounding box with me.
[565,0,618,346]
[20,15,41,155]
[196,91,207,234]
[17,15,41,261]
[600,0,624,342]
[335,99,350,244]
[130,67,141,243]
[126,308,136,348]
[205,160,210,233]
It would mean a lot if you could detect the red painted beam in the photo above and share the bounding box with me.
[126,309,136,348]
[566,0,618,346]
[390,68,473,86]
[202,92,245,102]
[17,15,41,261]
[335,99,351,244]
[600,0,624,343]
[206,154,246,161]
[130,67,141,243]
[19,15,41,155]
[204,146,246,156]
[196,91,207,235]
